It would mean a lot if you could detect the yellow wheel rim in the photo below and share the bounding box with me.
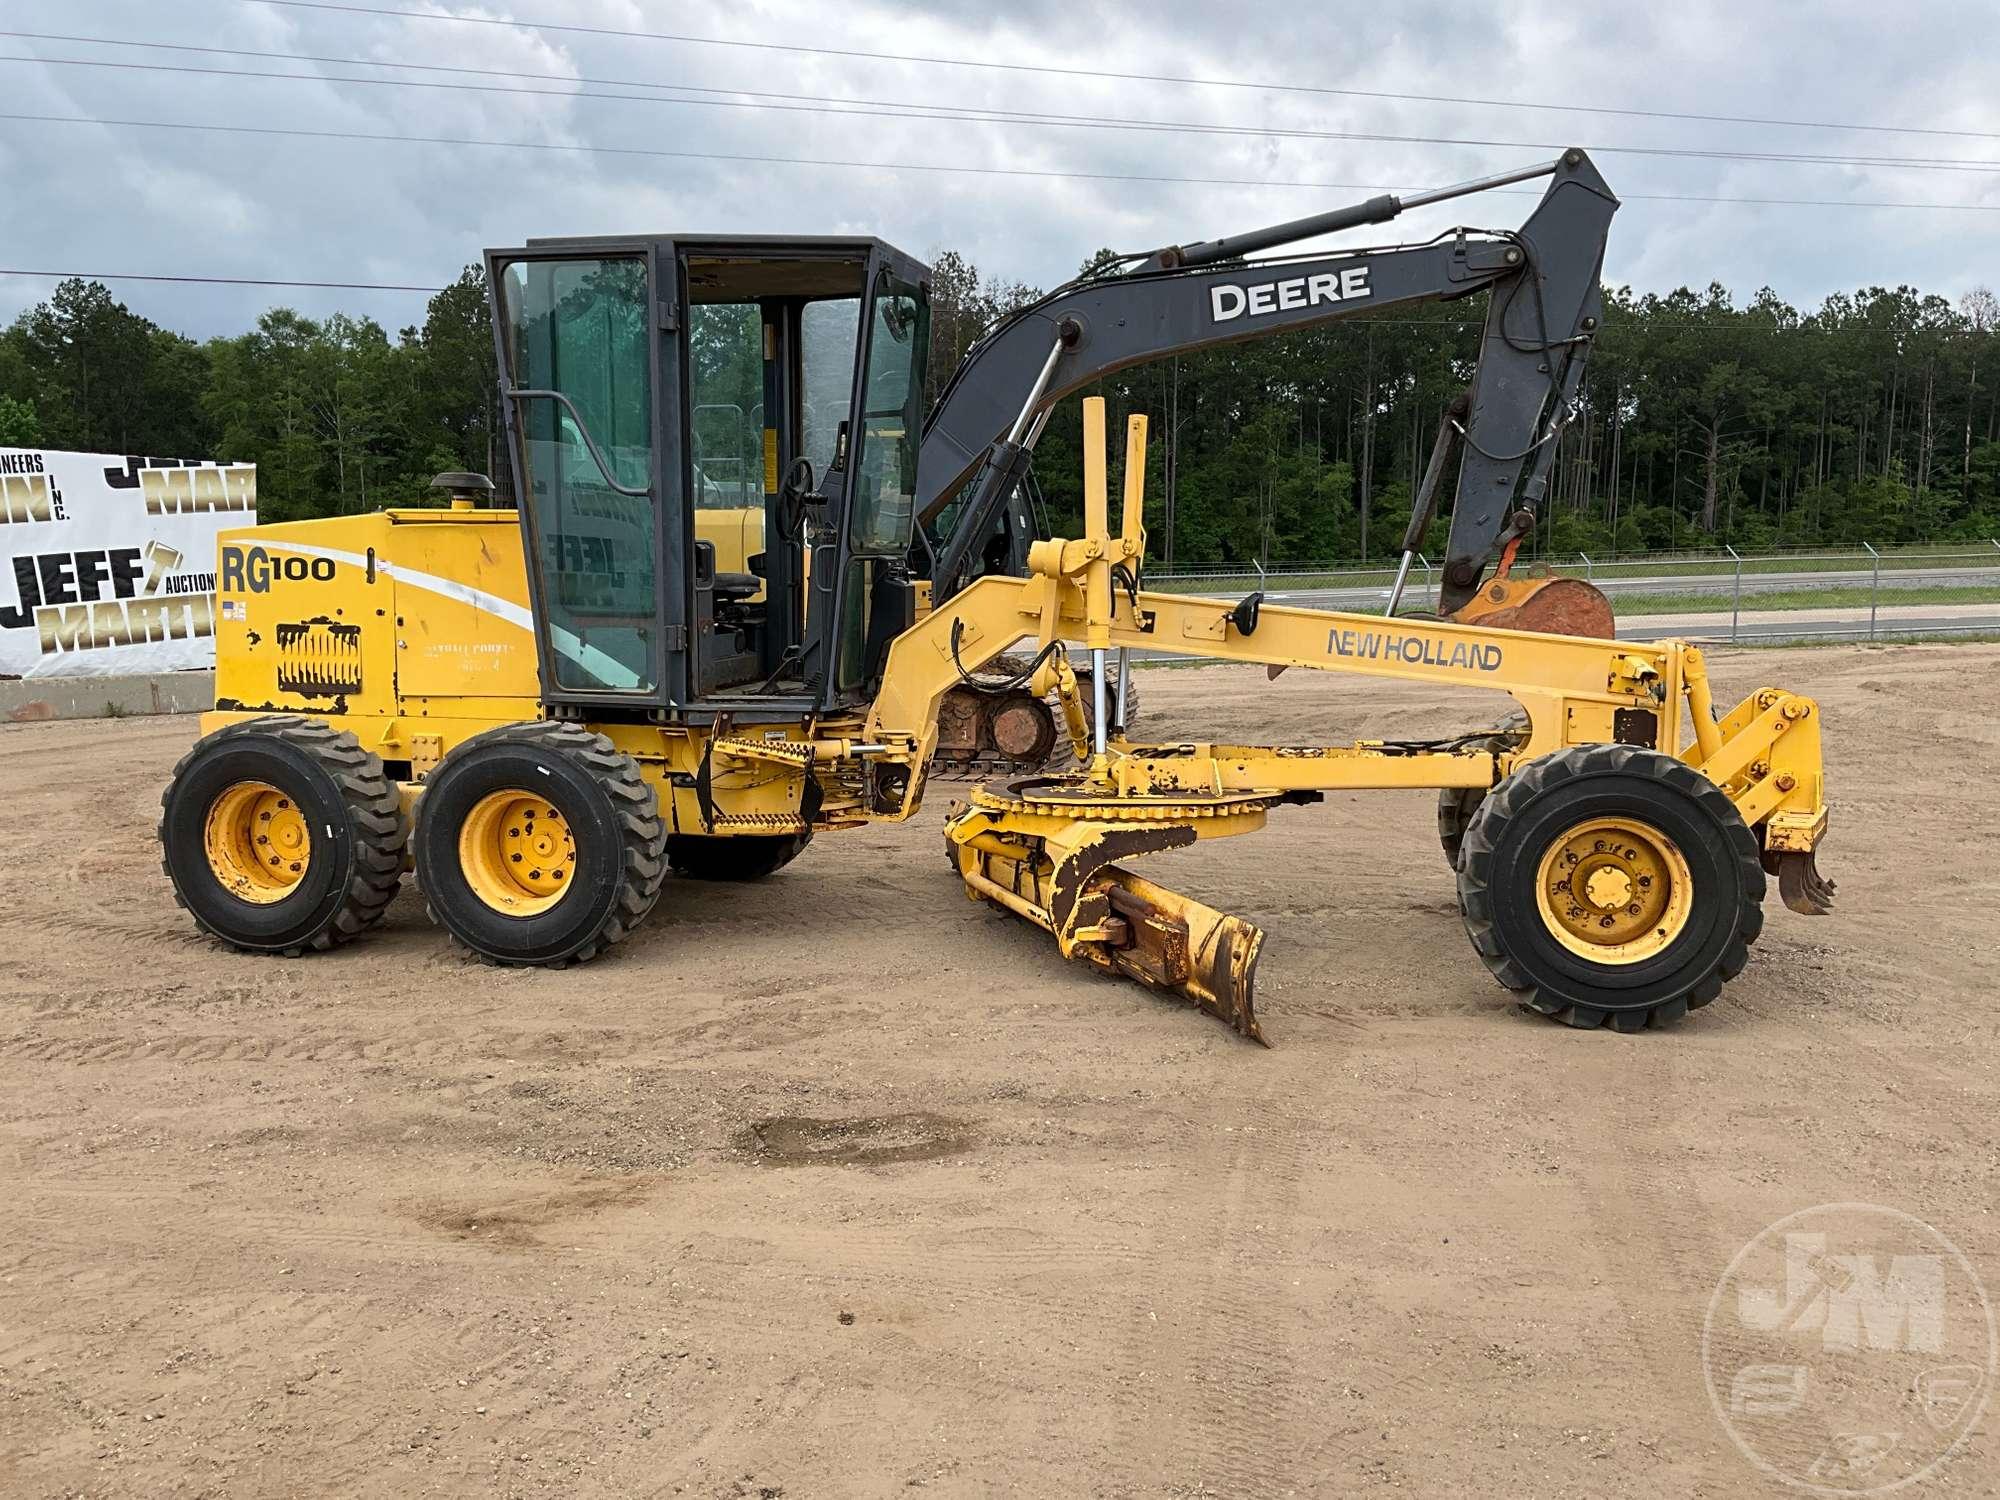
[204,780,313,904]
[458,789,576,916]
[1534,816,1694,965]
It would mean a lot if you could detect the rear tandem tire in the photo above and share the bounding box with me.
[1455,743,1765,1032]
[414,722,665,966]
[667,832,811,882]
[158,715,405,956]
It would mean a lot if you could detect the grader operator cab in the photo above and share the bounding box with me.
[495,235,929,711]
[161,150,1834,1043]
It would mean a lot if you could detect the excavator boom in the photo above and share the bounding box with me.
[921,150,1617,616]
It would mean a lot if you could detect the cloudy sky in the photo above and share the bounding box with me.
[1,0,1995,339]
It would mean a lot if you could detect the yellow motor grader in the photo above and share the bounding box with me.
[160,150,1832,1043]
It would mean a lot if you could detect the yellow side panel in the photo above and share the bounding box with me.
[386,514,540,702]
[212,512,399,718]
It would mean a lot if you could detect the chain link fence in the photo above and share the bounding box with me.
[1144,541,2000,645]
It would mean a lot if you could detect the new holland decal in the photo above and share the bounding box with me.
[1327,625,1503,672]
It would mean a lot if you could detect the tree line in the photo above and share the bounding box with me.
[0,271,495,523]
[5,257,1998,562]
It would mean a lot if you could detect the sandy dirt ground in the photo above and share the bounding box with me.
[2,643,1996,1498]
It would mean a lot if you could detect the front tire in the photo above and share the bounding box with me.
[1455,744,1764,1032]
[159,715,405,955]
[414,722,665,966]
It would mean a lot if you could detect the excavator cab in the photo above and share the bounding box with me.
[486,235,931,717]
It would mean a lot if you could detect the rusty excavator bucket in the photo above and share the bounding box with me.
[1447,573,1617,639]
[1440,526,1618,640]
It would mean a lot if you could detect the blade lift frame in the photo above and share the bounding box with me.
[852,400,1832,1042]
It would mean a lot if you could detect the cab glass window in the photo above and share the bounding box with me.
[848,274,929,554]
[801,297,861,481]
[497,257,656,693]
[688,302,764,510]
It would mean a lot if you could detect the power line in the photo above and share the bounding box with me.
[245,0,2000,146]
[6,110,1998,215]
[0,268,445,291]
[9,51,2000,176]
[13,32,2000,179]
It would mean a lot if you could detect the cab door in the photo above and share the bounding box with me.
[487,243,687,710]
[804,252,930,710]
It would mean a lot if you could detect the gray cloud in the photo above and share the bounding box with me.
[1,0,1994,338]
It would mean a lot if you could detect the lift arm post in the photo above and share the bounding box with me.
[868,401,1825,864]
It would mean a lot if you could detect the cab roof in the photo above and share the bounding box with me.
[510,234,929,301]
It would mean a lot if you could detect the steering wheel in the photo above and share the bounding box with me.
[775,456,817,539]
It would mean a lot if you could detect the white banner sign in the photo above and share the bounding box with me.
[0,450,255,679]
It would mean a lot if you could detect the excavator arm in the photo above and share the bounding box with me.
[920,149,1617,617]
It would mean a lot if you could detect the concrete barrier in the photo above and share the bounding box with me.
[1,671,214,723]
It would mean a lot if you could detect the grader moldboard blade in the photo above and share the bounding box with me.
[947,783,1272,1044]
[1095,865,1265,1041]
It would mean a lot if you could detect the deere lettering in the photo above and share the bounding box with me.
[1210,266,1371,324]
[220,546,337,593]
[1328,626,1503,672]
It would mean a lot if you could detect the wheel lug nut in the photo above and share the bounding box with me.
[510,853,522,863]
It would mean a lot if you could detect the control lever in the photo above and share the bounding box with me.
[1229,559,1266,637]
